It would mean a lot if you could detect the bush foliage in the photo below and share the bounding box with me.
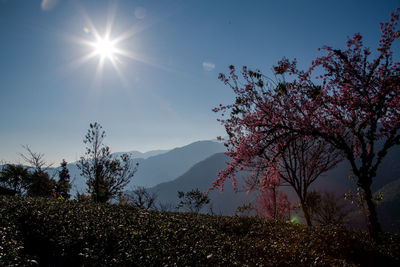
[1,196,399,266]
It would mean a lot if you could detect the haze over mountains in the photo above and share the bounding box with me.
[113,149,171,160]
[143,141,400,231]
[148,152,254,215]
[1,139,399,231]
[57,140,227,195]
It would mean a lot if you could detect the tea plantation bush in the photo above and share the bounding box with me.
[1,196,399,266]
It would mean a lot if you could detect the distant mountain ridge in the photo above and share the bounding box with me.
[33,140,226,196]
[0,140,226,196]
[148,153,254,215]
[130,140,226,187]
[112,149,170,160]
[1,138,399,230]
[148,145,400,224]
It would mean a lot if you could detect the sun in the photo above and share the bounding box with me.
[94,37,116,59]
[67,4,168,87]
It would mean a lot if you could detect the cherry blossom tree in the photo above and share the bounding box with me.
[279,138,341,225]
[214,9,400,240]
[212,73,341,225]
[255,172,291,221]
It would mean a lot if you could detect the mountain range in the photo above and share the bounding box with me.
[1,139,399,231]
[147,152,254,215]
[112,149,171,160]
[55,140,226,195]
[145,142,400,231]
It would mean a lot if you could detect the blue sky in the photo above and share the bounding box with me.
[0,0,399,164]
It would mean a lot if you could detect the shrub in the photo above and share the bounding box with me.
[0,196,399,266]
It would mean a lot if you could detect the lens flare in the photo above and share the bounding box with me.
[83,27,91,35]
[290,215,299,224]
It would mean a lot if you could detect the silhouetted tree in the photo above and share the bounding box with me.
[0,186,16,196]
[19,145,50,172]
[301,191,322,225]
[55,159,71,199]
[122,186,158,209]
[78,122,138,203]
[235,203,255,217]
[19,146,56,197]
[0,164,30,195]
[312,191,352,226]
[26,170,56,197]
[75,192,91,202]
[176,188,210,213]
[158,201,175,212]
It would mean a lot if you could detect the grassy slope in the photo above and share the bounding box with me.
[1,196,399,266]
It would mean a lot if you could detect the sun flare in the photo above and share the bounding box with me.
[94,37,116,59]
[67,4,167,88]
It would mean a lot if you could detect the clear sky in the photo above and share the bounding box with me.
[0,0,399,165]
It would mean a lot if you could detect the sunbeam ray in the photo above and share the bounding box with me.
[63,2,174,88]
[92,57,105,88]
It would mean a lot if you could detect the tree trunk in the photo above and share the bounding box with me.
[301,202,313,226]
[362,185,382,242]
[272,186,277,219]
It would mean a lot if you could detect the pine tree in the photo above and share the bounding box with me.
[56,159,71,199]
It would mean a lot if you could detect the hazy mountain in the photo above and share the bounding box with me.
[129,140,226,188]
[2,138,399,220]
[148,153,254,215]
[146,152,354,216]
[60,140,226,195]
[146,145,400,217]
[309,145,400,194]
[112,149,170,159]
